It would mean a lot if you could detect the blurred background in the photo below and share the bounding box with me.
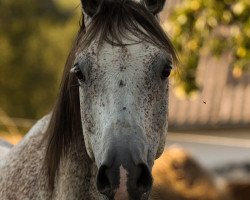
[0,0,250,199]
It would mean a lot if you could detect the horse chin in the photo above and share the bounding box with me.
[112,192,149,200]
[112,193,149,200]
[114,189,129,200]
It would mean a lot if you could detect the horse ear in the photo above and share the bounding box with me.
[143,0,166,15]
[80,0,100,17]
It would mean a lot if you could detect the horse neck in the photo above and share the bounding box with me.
[2,115,103,199]
[52,131,103,199]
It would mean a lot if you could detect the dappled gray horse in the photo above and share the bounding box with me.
[0,0,177,199]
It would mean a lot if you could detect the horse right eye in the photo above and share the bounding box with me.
[161,64,172,80]
[71,66,86,83]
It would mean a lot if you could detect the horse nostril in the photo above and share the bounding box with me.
[96,165,112,196]
[137,164,153,193]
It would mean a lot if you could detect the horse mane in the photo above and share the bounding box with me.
[43,0,178,188]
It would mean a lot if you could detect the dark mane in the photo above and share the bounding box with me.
[43,0,178,188]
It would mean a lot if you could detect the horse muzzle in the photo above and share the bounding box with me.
[96,124,153,200]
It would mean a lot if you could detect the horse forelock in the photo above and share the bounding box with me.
[80,0,177,59]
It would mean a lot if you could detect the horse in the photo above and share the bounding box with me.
[0,0,177,199]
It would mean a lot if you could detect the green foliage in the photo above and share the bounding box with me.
[169,0,250,94]
[0,0,80,118]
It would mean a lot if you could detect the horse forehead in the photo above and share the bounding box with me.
[86,42,162,67]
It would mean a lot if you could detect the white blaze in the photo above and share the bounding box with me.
[114,165,129,200]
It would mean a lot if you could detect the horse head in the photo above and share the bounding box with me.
[45,0,177,199]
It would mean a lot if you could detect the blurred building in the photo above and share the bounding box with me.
[161,0,250,130]
[168,52,250,130]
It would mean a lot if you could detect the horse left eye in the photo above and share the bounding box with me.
[161,65,172,80]
[71,66,86,82]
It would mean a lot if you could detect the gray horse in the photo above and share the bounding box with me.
[0,0,177,199]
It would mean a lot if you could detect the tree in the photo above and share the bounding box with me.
[167,0,250,94]
[0,0,80,118]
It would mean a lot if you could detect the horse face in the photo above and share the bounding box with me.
[73,0,170,199]
[73,39,172,199]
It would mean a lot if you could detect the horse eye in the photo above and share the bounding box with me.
[72,67,85,82]
[161,65,172,80]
